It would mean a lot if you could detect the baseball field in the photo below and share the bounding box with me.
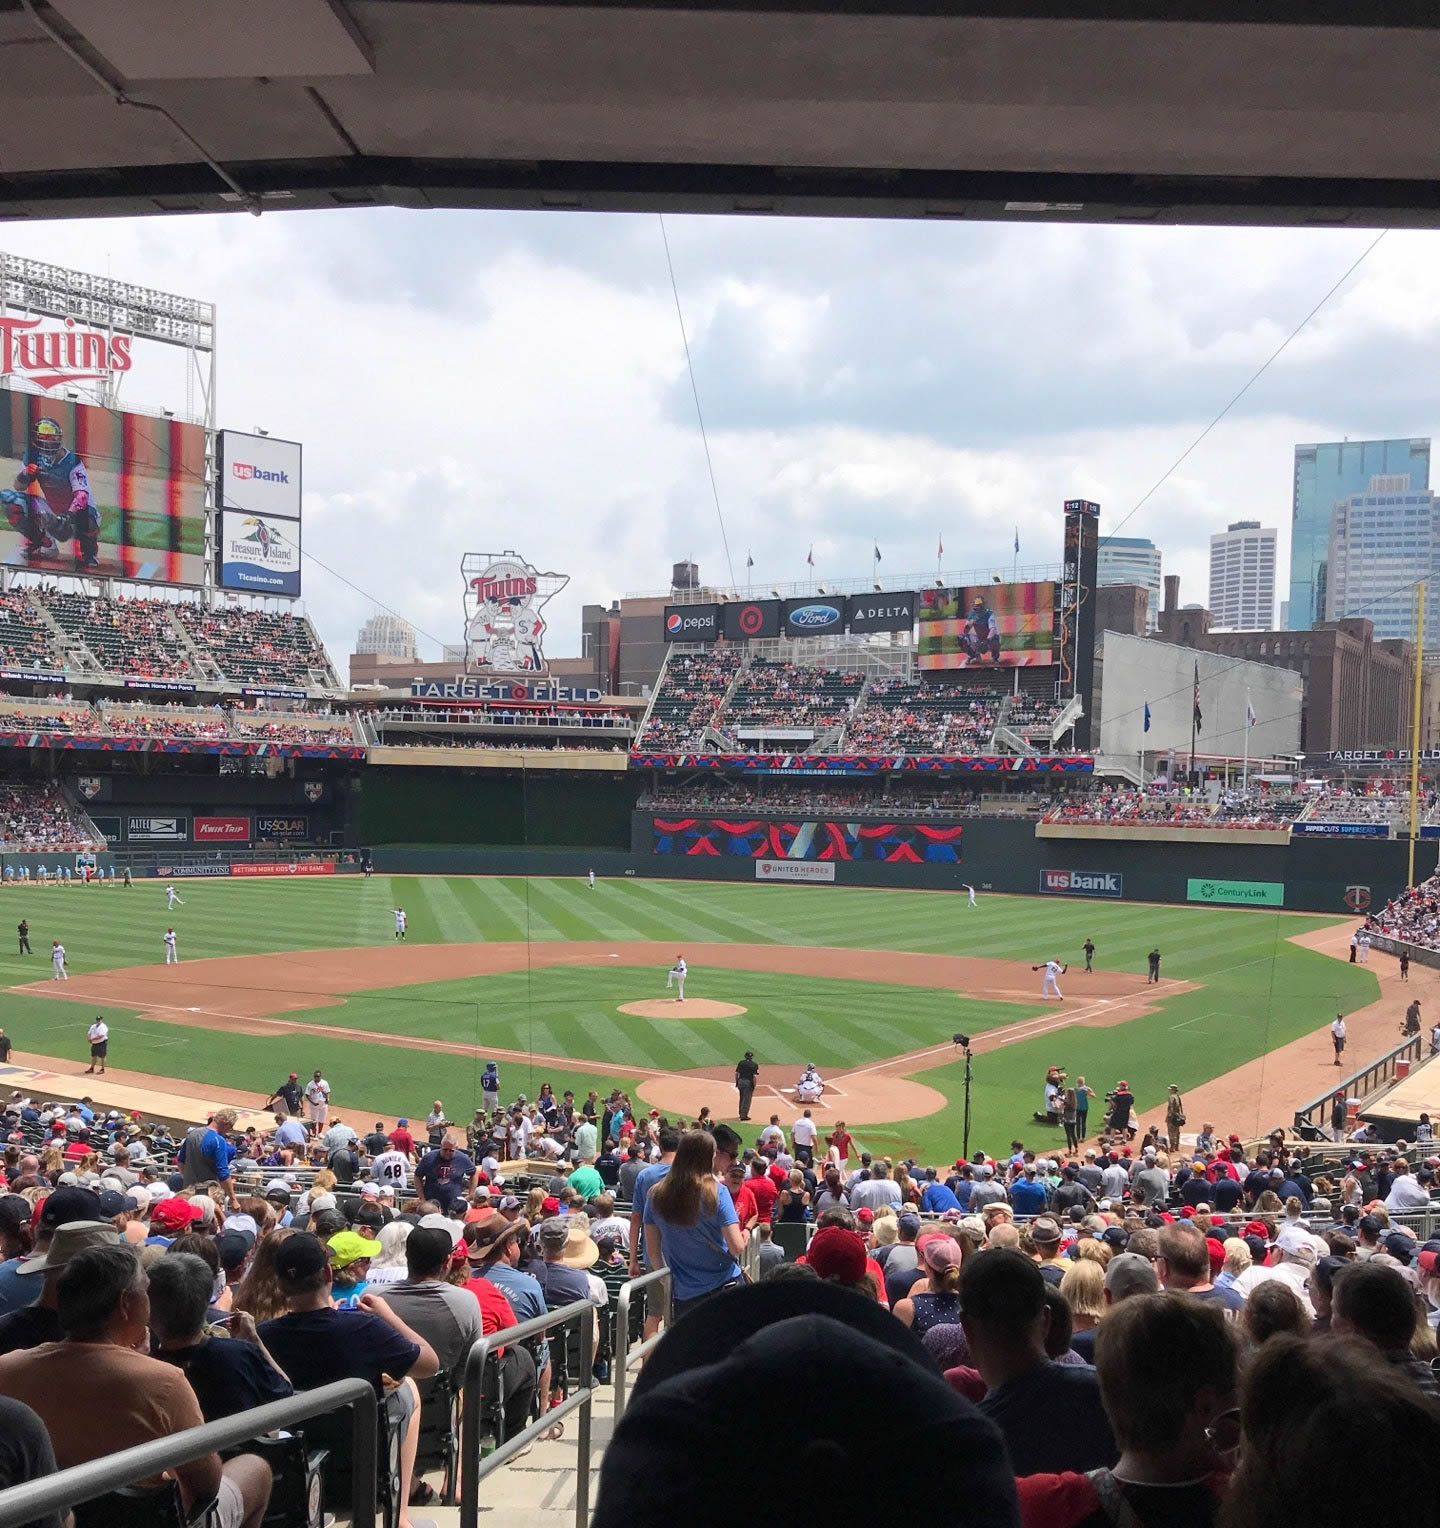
[0,874,1382,1160]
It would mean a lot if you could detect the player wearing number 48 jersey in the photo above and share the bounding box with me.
[2,418,101,569]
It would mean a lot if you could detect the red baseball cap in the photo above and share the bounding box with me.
[541,1196,560,1216]
[807,1226,866,1283]
[855,1207,875,1225]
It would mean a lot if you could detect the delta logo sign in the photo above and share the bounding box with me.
[1040,868,1124,898]
[0,315,132,389]
[232,461,290,484]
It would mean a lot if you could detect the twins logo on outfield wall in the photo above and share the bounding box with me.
[1344,884,1371,913]
[461,550,569,673]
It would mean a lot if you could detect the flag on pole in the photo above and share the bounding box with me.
[937,534,944,561]
[1246,697,1256,728]
[1014,526,1020,556]
[746,551,754,570]
[1143,701,1151,733]
[806,544,815,568]
[873,543,882,564]
[1192,662,1203,733]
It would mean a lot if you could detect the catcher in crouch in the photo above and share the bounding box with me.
[4,417,101,570]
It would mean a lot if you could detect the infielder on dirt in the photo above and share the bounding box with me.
[665,954,687,1001]
[1033,959,1066,1001]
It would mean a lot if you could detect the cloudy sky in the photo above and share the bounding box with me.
[5,211,1436,667]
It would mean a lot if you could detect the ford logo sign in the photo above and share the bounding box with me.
[790,604,841,629]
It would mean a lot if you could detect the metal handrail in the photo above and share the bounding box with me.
[612,1266,671,1419]
[0,1378,377,1528]
[1294,1034,1422,1132]
[459,1297,597,1528]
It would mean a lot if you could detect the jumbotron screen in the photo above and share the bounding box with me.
[917,581,1057,669]
[0,394,206,586]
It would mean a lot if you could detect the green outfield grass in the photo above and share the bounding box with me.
[0,874,1379,1159]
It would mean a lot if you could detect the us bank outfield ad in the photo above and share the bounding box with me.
[218,510,300,595]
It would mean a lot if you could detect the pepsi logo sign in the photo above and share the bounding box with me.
[666,613,683,634]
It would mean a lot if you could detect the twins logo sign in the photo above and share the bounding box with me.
[462,550,569,673]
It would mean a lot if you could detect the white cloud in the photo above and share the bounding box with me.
[0,211,1433,665]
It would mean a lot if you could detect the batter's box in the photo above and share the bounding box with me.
[773,1083,848,1101]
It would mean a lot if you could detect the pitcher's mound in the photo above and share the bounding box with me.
[618,999,748,1020]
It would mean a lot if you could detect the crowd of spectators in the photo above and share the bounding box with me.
[1044,786,1297,830]
[0,707,96,737]
[6,1073,1440,1525]
[721,658,864,733]
[1371,871,1440,951]
[845,678,1001,752]
[176,605,335,688]
[100,704,232,742]
[1005,694,1064,735]
[636,649,742,751]
[374,705,633,734]
[0,591,59,671]
[42,592,194,681]
[231,717,359,748]
[0,779,98,850]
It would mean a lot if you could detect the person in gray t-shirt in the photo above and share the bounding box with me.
[848,1162,903,1214]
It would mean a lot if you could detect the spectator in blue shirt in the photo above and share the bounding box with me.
[176,1109,239,1211]
[920,1169,963,1215]
[1008,1165,1049,1217]
[642,1131,746,1322]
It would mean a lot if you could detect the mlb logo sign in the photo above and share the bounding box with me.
[1040,868,1124,898]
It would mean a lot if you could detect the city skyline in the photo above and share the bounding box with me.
[0,214,1430,668]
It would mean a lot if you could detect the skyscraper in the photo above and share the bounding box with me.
[356,612,418,659]
[1208,521,1277,630]
[1326,474,1438,646]
[1290,438,1429,630]
[1096,535,1162,633]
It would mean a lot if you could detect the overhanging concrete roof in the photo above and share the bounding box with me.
[3,0,1438,226]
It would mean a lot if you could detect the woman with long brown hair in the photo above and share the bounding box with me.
[642,1129,746,1320]
[231,1227,297,1324]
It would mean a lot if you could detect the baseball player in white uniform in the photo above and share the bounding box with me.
[164,927,178,964]
[665,954,687,1001]
[166,884,184,909]
[588,869,596,890]
[964,883,977,908]
[51,940,67,980]
[393,907,407,941]
[1033,959,1066,1001]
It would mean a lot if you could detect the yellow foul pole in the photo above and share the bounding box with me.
[1409,581,1425,888]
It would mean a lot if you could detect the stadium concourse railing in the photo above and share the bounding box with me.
[612,1267,672,1419]
[0,1379,376,1528]
[1293,1034,1423,1135]
[460,1297,598,1528]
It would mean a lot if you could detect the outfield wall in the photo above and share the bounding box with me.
[358,765,637,850]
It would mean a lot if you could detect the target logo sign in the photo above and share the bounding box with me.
[737,604,765,636]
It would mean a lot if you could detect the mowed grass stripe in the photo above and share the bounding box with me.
[626,879,787,945]
[484,879,565,942]
[416,877,482,944]
[450,879,530,942]
[540,882,659,943]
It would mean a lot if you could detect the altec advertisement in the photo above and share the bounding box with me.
[1039,868,1124,898]
[218,510,301,596]
[217,431,303,522]
[194,816,250,843]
